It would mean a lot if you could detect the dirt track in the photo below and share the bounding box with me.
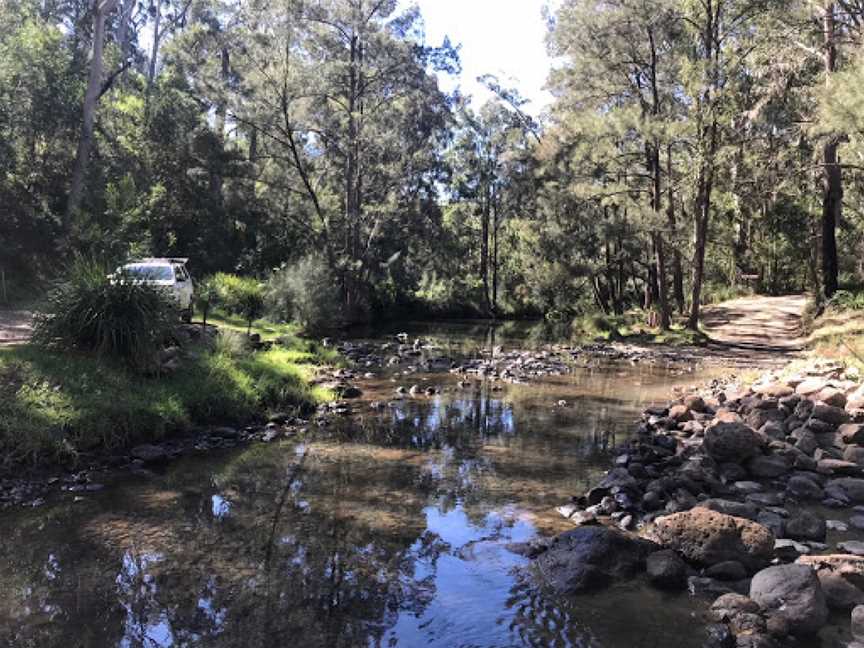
[697,294,808,367]
[0,309,33,345]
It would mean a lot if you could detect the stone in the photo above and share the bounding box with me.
[818,387,848,408]
[756,383,794,398]
[749,564,828,636]
[688,576,735,598]
[784,510,826,542]
[757,511,785,538]
[685,394,707,412]
[813,403,850,426]
[703,624,735,648]
[774,539,811,560]
[799,555,864,610]
[646,549,688,589]
[642,508,775,570]
[793,430,819,455]
[841,425,864,445]
[706,560,748,581]
[845,445,864,466]
[697,499,760,521]
[818,458,863,476]
[852,516,864,530]
[747,455,791,478]
[786,475,825,501]
[827,477,864,503]
[669,404,694,423]
[839,542,864,557]
[705,422,765,463]
[853,605,864,641]
[533,526,658,594]
[130,444,168,464]
[797,378,829,397]
[597,467,638,491]
[210,426,240,439]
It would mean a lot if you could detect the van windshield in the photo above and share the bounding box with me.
[124,265,174,281]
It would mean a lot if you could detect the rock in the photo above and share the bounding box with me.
[685,394,707,412]
[211,426,240,439]
[533,526,658,594]
[646,549,688,589]
[793,430,819,455]
[784,510,826,542]
[819,458,863,476]
[130,444,168,464]
[813,403,850,426]
[818,387,848,409]
[756,383,794,399]
[747,455,791,478]
[597,467,638,491]
[643,508,775,570]
[703,623,735,648]
[797,378,829,397]
[670,404,694,423]
[340,385,362,398]
[787,475,824,500]
[841,425,864,445]
[798,554,864,609]
[774,539,811,560]
[688,576,735,599]
[827,477,864,503]
[757,511,785,538]
[697,499,760,521]
[749,564,828,636]
[839,542,864,557]
[705,422,765,463]
[845,445,864,466]
[706,560,748,581]
[853,605,864,641]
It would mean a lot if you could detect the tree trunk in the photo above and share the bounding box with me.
[492,195,500,315]
[822,2,841,298]
[667,144,685,314]
[66,0,119,231]
[145,0,163,108]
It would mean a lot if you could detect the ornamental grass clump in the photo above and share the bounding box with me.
[32,256,176,369]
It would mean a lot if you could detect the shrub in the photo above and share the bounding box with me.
[265,255,342,333]
[209,273,265,317]
[194,276,220,327]
[830,290,864,311]
[32,256,175,368]
[237,287,265,334]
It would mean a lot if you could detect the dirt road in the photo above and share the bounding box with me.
[697,294,808,366]
[0,309,33,345]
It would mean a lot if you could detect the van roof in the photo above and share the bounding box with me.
[127,258,189,265]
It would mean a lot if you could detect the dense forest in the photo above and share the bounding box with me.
[2,0,864,328]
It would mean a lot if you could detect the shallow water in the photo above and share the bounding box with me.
[0,325,721,648]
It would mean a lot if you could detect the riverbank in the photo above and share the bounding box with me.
[0,322,336,479]
[534,355,864,646]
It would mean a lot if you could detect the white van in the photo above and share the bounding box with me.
[121,258,195,321]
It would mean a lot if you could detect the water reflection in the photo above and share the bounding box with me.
[0,357,715,647]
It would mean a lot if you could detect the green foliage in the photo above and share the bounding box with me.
[0,338,332,472]
[829,290,864,311]
[209,273,263,316]
[31,257,175,368]
[193,276,220,326]
[265,256,343,333]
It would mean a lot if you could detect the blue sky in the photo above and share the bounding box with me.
[401,0,560,114]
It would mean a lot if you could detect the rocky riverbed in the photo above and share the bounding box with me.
[522,360,864,647]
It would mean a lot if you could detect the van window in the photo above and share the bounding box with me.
[124,264,174,281]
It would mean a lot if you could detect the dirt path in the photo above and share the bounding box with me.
[696,294,808,367]
[0,309,33,345]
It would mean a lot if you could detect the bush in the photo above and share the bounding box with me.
[32,257,175,368]
[209,273,265,317]
[265,255,342,333]
[193,276,220,326]
[830,290,864,311]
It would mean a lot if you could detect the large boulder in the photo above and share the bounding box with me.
[533,526,657,594]
[642,508,775,570]
[749,564,828,636]
[704,422,765,463]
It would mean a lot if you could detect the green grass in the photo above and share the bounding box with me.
[0,333,335,473]
[569,312,708,346]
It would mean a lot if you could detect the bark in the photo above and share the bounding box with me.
[688,0,720,331]
[66,0,119,231]
[822,2,841,298]
[667,145,685,314]
[647,27,669,330]
[145,0,163,107]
